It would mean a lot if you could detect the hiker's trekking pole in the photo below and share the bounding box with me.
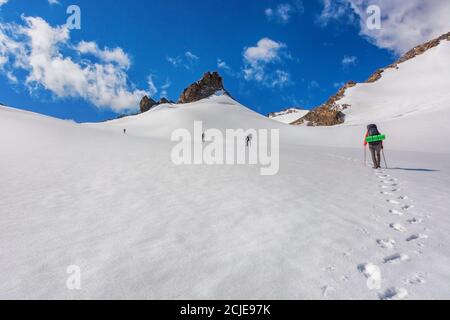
[364,146,367,167]
[382,149,388,169]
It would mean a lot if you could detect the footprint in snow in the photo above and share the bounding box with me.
[383,253,410,264]
[401,205,415,211]
[377,239,396,249]
[389,209,404,216]
[390,223,407,232]
[406,234,428,242]
[380,191,393,196]
[398,196,409,200]
[387,199,401,205]
[322,266,336,272]
[407,217,424,225]
[379,287,409,300]
[358,263,382,291]
[321,285,335,298]
[403,273,426,285]
[380,178,397,183]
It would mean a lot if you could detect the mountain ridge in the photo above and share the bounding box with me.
[291,31,450,126]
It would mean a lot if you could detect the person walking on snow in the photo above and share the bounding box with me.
[364,124,384,169]
[246,134,253,148]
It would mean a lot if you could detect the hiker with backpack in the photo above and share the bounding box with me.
[246,134,253,148]
[364,124,386,169]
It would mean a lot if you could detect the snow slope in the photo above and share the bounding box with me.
[269,108,309,124]
[86,94,283,140]
[296,39,450,154]
[1,89,450,299]
[1,36,449,301]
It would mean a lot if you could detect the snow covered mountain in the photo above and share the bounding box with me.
[1,33,450,299]
[293,32,450,128]
[268,108,309,124]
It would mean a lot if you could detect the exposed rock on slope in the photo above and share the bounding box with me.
[292,81,356,126]
[178,71,226,104]
[292,31,450,126]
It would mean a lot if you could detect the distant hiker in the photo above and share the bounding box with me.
[123,129,127,134]
[202,132,206,143]
[364,124,384,169]
[246,134,253,148]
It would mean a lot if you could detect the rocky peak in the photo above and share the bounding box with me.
[178,71,225,104]
[139,96,157,113]
[139,96,174,113]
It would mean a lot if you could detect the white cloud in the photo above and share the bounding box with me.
[217,58,239,78]
[167,51,199,69]
[316,0,354,27]
[48,0,60,5]
[317,0,450,55]
[244,38,286,65]
[147,75,158,97]
[271,70,291,88]
[185,51,199,62]
[160,79,171,97]
[0,16,149,112]
[265,8,274,19]
[0,0,8,7]
[243,38,292,88]
[217,58,230,71]
[265,1,304,24]
[167,56,182,67]
[342,55,358,67]
[351,0,450,55]
[76,41,131,69]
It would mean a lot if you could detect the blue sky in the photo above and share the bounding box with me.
[0,0,448,122]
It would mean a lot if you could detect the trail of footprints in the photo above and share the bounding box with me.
[359,170,430,300]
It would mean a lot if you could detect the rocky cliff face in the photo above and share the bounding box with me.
[178,71,225,104]
[292,31,450,126]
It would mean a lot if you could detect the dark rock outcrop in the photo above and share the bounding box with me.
[139,96,157,113]
[158,97,172,105]
[178,71,225,104]
[139,96,174,113]
[292,81,356,126]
